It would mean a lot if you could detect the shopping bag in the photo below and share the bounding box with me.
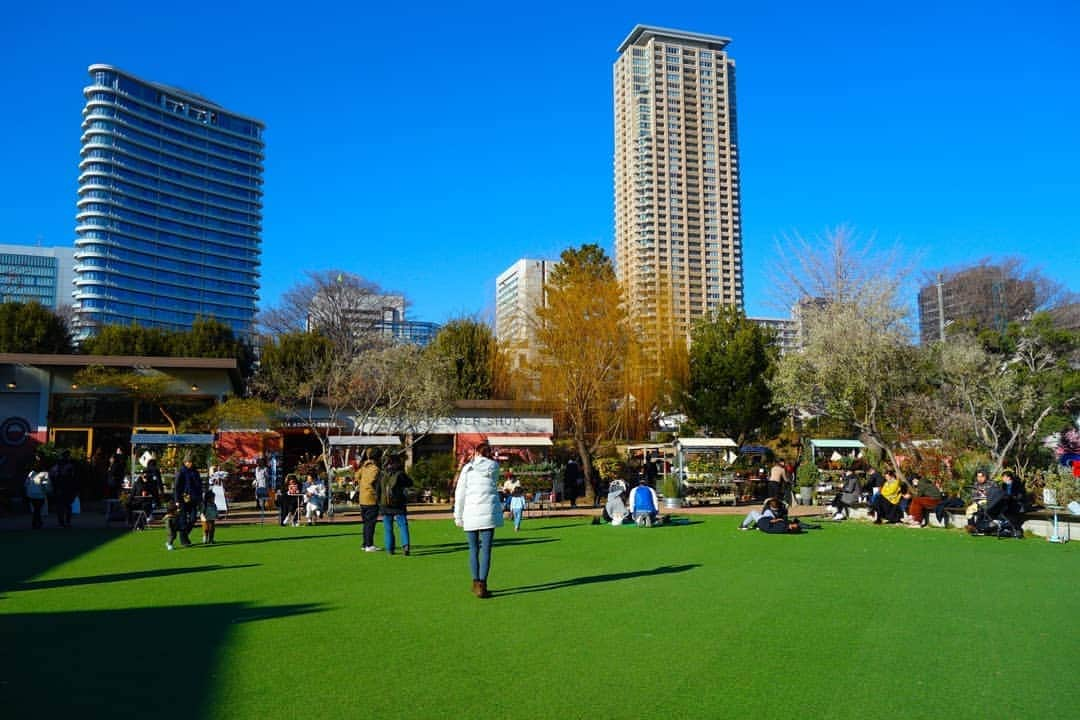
[72,496,81,515]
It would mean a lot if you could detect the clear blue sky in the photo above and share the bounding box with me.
[4,0,1078,324]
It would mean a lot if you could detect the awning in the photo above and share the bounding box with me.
[675,437,737,451]
[809,439,866,450]
[487,435,553,447]
[327,435,402,447]
[131,433,214,445]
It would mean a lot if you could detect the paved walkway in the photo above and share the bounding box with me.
[0,498,826,532]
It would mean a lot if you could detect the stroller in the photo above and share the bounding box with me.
[966,507,1023,539]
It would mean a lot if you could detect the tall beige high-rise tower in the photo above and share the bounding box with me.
[614,25,743,348]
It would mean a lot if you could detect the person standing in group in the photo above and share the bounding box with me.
[357,448,382,552]
[25,454,51,529]
[173,454,202,546]
[252,458,269,512]
[107,448,126,498]
[454,441,503,598]
[768,459,788,500]
[564,458,580,508]
[50,449,79,528]
[379,453,412,556]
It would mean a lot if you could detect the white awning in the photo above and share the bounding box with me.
[809,439,866,450]
[675,437,737,450]
[624,443,674,452]
[328,435,402,447]
[487,435,553,447]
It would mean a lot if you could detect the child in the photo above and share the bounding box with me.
[509,486,526,532]
[201,490,219,544]
[164,502,180,550]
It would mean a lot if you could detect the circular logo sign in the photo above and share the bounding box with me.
[0,417,31,447]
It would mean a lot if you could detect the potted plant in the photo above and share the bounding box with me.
[796,445,819,505]
[661,474,683,509]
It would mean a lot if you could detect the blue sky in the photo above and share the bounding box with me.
[4,0,1078,324]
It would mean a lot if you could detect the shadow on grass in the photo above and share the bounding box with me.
[0,529,126,597]
[0,601,325,720]
[14,563,260,591]
[215,532,357,546]
[409,536,558,557]
[494,563,701,597]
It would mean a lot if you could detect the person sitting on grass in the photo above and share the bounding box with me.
[740,496,789,530]
[628,476,660,527]
[603,478,629,525]
[756,498,803,534]
[869,469,903,524]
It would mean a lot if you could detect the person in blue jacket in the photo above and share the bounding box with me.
[627,476,660,527]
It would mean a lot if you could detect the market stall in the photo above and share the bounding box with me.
[674,437,740,505]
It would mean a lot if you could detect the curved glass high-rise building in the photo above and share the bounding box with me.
[74,64,264,339]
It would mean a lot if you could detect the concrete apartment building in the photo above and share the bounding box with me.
[747,316,799,356]
[0,244,75,309]
[495,259,554,369]
[614,25,744,352]
[917,265,1036,344]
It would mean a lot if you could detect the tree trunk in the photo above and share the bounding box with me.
[574,431,594,505]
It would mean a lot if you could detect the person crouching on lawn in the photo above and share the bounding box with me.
[628,475,660,527]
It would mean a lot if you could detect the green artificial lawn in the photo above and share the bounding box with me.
[2,516,1078,719]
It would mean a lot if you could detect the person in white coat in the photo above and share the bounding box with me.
[454,441,503,598]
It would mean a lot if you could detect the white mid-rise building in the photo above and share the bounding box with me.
[495,259,554,369]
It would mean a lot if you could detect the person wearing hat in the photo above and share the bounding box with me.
[173,454,202,546]
[627,475,660,527]
[356,448,382,552]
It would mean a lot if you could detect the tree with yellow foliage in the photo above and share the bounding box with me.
[534,245,631,497]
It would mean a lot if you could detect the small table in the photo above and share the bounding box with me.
[1046,505,1069,544]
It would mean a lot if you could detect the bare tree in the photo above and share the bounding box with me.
[770,227,925,472]
[348,343,456,460]
[257,270,399,356]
